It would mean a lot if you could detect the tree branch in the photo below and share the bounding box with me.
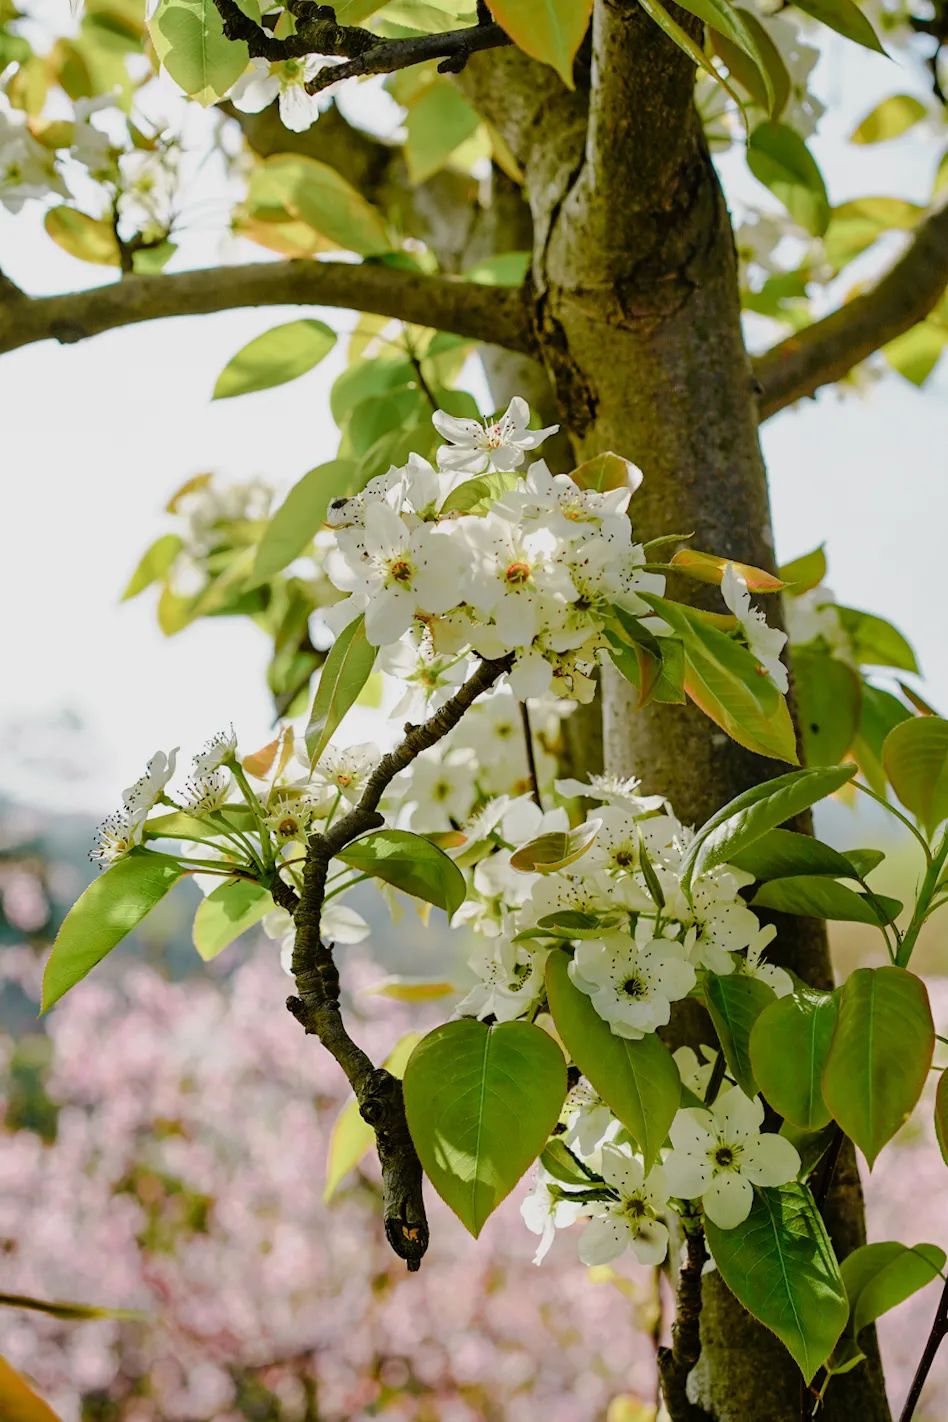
[658,1225,714,1422]
[0,259,537,359]
[286,654,513,1271]
[755,199,948,421]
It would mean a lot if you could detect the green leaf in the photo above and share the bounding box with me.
[729,828,860,882]
[324,1031,422,1200]
[882,716,948,836]
[211,320,336,401]
[148,0,247,104]
[794,649,861,766]
[486,0,593,86]
[638,0,744,106]
[403,1018,567,1236]
[121,533,183,601]
[851,94,928,144]
[639,594,797,764]
[43,851,185,1010]
[779,544,827,593]
[822,967,934,1167]
[245,154,389,256]
[540,1138,596,1186]
[747,121,830,237]
[677,0,775,111]
[545,953,681,1167]
[884,321,948,387]
[837,606,918,673]
[680,764,856,893]
[853,683,912,796]
[404,78,480,183]
[439,471,521,516]
[192,880,271,962]
[706,1183,848,1383]
[670,549,785,592]
[305,615,377,764]
[751,876,902,927]
[570,451,643,494]
[249,460,359,587]
[793,0,885,53]
[337,829,467,916]
[463,251,531,287]
[44,205,119,266]
[750,988,838,1129]
[704,972,775,1096]
[509,821,601,874]
[935,1069,948,1167]
[713,7,790,115]
[841,1241,945,1336]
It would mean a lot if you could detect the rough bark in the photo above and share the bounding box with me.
[462,9,889,1418]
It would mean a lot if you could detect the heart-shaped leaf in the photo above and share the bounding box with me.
[750,987,838,1129]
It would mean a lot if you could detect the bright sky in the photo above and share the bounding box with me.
[1,30,946,817]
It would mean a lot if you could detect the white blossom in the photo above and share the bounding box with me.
[520,1167,588,1265]
[229,56,339,133]
[311,743,379,804]
[433,397,558,475]
[721,563,789,693]
[664,1088,800,1228]
[568,932,696,1039]
[578,1144,671,1267]
[193,728,238,777]
[122,747,179,822]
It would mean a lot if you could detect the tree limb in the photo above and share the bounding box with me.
[286,654,513,1271]
[0,258,537,359]
[755,199,948,421]
[658,1225,714,1422]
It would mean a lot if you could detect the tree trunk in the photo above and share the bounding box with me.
[463,10,890,1417]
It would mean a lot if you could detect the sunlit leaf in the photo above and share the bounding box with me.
[305,616,377,765]
[510,820,601,874]
[486,0,593,86]
[212,320,336,401]
[148,0,247,104]
[882,716,948,836]
[192,880,270,961]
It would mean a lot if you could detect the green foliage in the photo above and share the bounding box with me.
[404,79,480,182]
[794,650,861,766]
[305,616,377,764]
[792,0,884,53]
[707,1183,848,1382]
[882,716,948,836]
[676,0,776,111]
[822,967,934,1167]
[852,94,928,144]
[750,987,837,1129]
[192,880,271,961]
[242,154,390,256]
[44,206,119,265]
[43,852,185,1010]
[747,121,830,235]
[840,1241,945,1338]
[148,0,247,105]
[729,828,859,881]
[403,1018,567,1235]
[212,320,337,401]
[751,876,902,926]
[545,953,681,1167]
[935,1069,948,1167]
[121,533,184,600]
[704,973,774,1096]
[337,830,467,916]
[485,0,594,86]
[249,460,360,587]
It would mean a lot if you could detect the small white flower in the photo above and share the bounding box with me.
[311,743,380,804]
[229,56,339,133]
[578,1144,670,1267]
[455,937,549,1023]
[264,794,320,842]
[721,563,789,693]
[122,747,179,822]
[569,933,696,1039]
[407,749,479,831]
[673,1044,719,1099]
[433,397,558,475]
[738,925,793,997]
[555,772,667,811]
[117,148,176,234]
[521,1167,588,1265]
[89,811,144,868]
[193,728,238,777]
[664,1087,800,1229]
[183,770,232,815]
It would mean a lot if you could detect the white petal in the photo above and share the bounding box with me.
[714,1087,764,1142]
[629,1219,669,1266]
[702,1172,754,1229]
[744,1133,800,1187]
[279,84,321,132]
[364,588,413,646]
[663,1150,710,1200]
[578,1213,630,1266]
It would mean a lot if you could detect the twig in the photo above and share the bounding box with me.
[658,1226,714,1422]
[286,654,513,1270]
[899,1272,948,1422]
[305,24,512,92]
[519,700,542,809]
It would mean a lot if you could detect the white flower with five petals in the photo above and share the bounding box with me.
[433,396,558,475]
[578,1144,671,1266]
[568,932,696,1039]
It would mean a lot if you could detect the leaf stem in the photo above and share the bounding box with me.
[898,1271,948,1422]
[519,700,543,809]
[851,780,933,865]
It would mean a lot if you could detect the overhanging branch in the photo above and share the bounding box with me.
[755,199,948,421]
[0,258,537,358]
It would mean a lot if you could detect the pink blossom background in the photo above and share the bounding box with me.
[0,881,945,1420]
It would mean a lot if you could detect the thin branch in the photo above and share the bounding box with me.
[755,199,948,421]
[519,700,542,808]
[898,1271,948,1422]
[211,0,511,89]
[658,1225,714,1422]
[0,259,536,359]
[286,654,513,1270]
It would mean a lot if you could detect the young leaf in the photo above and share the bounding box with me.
[851,94,928,144]
[675,0,776,110]
[192,880,271,962]
[751,876,902,926]
[403,1018,567,1236]
[704,973,775,1096]
[670,549,785,592]
[882,716,948,837]
[45,206,120,266]
[148,0,248,105]
[245,154,390,256]
[793,0,885,54]
[43,852,185,1010]
[121,533,183,601]
[935,1069,948,1167]
[779,544,827,593]
[712,7,790,115]
[638,594,797,764]
[853,683,912,796]
[305,615,377,764]
[545,953,681,1167]
[728,828,859,882]
[249,460,360,587]
[840,1241,946,1337]
[822,967,934,1167]
[705,1183,849,1383]
[404,79,479,183]
[337,829,467,917]
[324,1032,422,1201]
[510,820,601,874]
[485,0,593,87]
[637,0,744,107]
[837,606,918,673]
[211,320,336,401]
[570,452,643,494]
[750,988,838,1129]
[794,649,861,766]
[680,764,856,892]
[747,121,830,236]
